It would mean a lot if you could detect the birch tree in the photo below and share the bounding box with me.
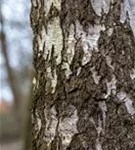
[30,0,135,149]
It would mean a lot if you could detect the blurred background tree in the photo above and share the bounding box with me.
[0,0,32,149]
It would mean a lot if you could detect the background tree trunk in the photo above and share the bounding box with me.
[0,8,22,110]
[30,0,135,149]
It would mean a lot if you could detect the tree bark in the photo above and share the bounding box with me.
[30,0,135,149]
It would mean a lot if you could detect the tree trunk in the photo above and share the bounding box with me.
[30,0,135,149]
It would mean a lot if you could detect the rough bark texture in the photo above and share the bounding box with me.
[30,0,135,149]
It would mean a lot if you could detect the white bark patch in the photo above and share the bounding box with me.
[106,55,114,70]
[32,77,36,85]
[37,27,46,52]
[66,24,76,64]
[44,0,61,16]
[117,92,135,115]
[91,67,101,84]
[95,106,107,150]
[32,0,38,7]
[81,43,92,66]
[62,62,72,79]
[77,67,82,76]
[97,117,103,135]
[62,24,76,78]
[90,117,96,125]
[120,0,135,36]
[33,109,42,138]
[44,107,58,146]
[130,68,135,80]
[120,0,128,23]
[96,126,103,150]
[107,28,114,36]
[91,0,111,16]
[33,77,37,91]
[58,109,78,148]
[46,67,57,93]
[37,118,42,131]
[44,106,78,148]
[96,138,103,150]
[104,75,117,98]
[43,18,63,65]
[51,69,58,93]
[129,0,135,36]
[96,118,103,150]
[90,117,103,150]
[99,101,107,129]
[75,20,105,65]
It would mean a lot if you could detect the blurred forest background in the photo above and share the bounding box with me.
[0,0,32,149]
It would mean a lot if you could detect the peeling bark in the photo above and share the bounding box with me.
[30,0,135,149]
